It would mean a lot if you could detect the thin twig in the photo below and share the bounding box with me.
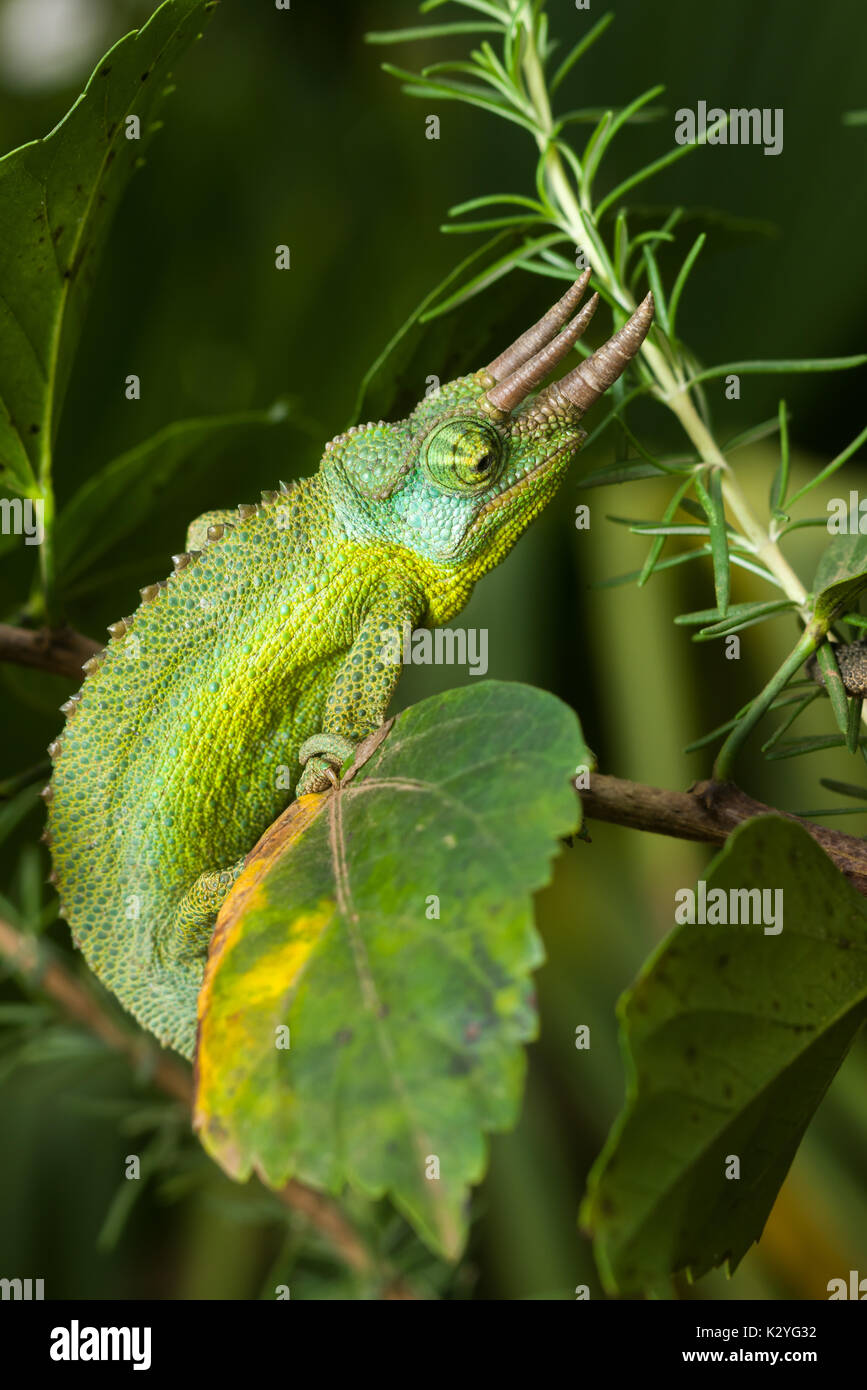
[0,623,100,681]
[0,916,415,1295]
[0,917,191,1101]
[578,772,867,896]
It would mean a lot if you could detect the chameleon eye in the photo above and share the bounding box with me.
[423,418,503,495]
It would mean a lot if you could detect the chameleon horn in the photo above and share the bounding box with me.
[482,292,600,415]
[486,269,592,380]
[535,292,655,418]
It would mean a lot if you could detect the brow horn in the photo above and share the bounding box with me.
[482,292,600,415]
[486,269,593,380]
[533,292,655,418]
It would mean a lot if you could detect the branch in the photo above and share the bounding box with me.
[0,623,100,681]
[578,773,867,896]
[0,916,415,1296]
[0,917,191,1101]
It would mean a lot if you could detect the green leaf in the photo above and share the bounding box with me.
[613,417,689,477]
[550,13,615,93]
[818,778,867,802]
[620,521,710,537]
[595,113,729,220]
[684,690,815,755]
[555,105,665,135]
[379,64,538,134]
[667,233,705,340]
[814,643,851,739]
[694,467,730,616]
[812,534,867,627]
[640,245,670,336]
[448,193,546,217]
[692,600,797,641]
[365,24,504,43]
[675,600,795,628]
[685,356,867,390]
[769,400,790,513]
[586,87,666,199]
[421,0,507,18]
[722,412,783,455]
[813,532,867,595]
[194,682,585,1258]
[637,476,694,587]
[765,734,857,761]
[442,213,550,233]
[777,517,827,536]
[847,696,863,756]
[54,406,291,585]
[419,233,567,322]
[760,688,821,752]
[0,0,215,498]
[593,542,708,590]
[583,816,867,1295]
[713,626,821,780]
[578,461,668,489]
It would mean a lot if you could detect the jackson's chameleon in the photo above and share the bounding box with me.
[45,275,653,1058]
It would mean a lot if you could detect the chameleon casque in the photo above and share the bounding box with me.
[46,274,654,1059]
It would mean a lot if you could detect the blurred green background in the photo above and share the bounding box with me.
[0,0,865,1299]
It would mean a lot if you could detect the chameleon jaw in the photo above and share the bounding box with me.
[456,436,581,553]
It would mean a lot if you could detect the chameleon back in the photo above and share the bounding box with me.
[47,481,347,1055]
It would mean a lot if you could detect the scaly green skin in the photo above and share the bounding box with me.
[46,347,611,1057]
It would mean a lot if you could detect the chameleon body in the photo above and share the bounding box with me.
[47,277,653,1058]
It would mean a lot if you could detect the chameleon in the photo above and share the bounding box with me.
[45,273,654,1059]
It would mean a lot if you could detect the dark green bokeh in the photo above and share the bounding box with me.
[0,0,865,1299]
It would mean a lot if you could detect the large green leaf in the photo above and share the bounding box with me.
[194,681,586,1257]
[812,533,867,624]
[583,815,867,1294]
[0,0,215,496]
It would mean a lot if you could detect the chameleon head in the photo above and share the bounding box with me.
[322,274,654,581]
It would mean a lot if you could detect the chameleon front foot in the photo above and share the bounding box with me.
[162,857,246,964]
[295,733,357,796]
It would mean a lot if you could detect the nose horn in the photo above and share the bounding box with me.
[535,292,655,418]
[486,269,593,381]
[482,291,600,415]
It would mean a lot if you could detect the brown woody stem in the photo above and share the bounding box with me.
[0,623,100,681]
[578,773,867,896]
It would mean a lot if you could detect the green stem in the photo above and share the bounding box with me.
[713,627,822,781]
[32,480,56,624]
[517,13,810,616]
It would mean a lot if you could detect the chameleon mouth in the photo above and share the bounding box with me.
[456,437,578,551]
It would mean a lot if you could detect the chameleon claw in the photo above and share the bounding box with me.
[296,733,357,795]
[297,733,356,767]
